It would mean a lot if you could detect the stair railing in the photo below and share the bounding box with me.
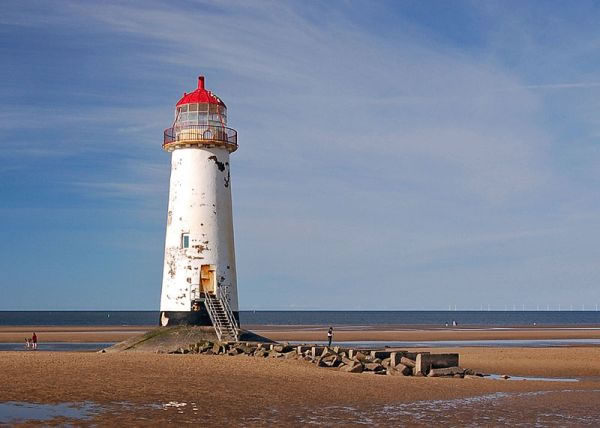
[218,286,239,341]
[204,294,224,341]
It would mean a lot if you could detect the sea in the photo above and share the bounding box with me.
[1,310,599,327]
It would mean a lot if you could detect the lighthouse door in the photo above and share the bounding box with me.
[200,264,216,295]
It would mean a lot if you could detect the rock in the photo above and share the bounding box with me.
[272,344,294,353]
[386,368,400,376]
[342,357,354,366]
[318,354,341,367]
[283,350,298,359]
[341,362,363,373]
[350,351,368,361]
[500,374,510,379]
[427,367,464,377]
[364,362,384,372]
[381,358,391,368]
[395,363,412,376]
[254,350,267,358]
[400,357,416,368]
[321,351,336,359]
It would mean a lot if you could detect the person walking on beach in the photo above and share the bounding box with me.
[327,327,333,347]
[25,338,30,349]
[31,332,37,350]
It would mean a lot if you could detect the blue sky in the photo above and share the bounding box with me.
[1,0,599,310]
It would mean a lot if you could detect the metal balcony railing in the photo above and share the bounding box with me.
[163,125,238,150]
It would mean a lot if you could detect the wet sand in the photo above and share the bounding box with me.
[2,324,600,343]
[1,349,599,425]
[0,326,147,343]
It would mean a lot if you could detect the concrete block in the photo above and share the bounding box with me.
[428,366,464,377]
[311,346,326,358]
[370,350,391,360]
[416,353,460,375]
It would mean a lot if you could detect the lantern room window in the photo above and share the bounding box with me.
[175,103,227,127]
[181,233,190,249]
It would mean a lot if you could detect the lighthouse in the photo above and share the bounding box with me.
[159,76,239,339]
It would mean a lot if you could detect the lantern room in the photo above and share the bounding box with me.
[163,76,237,152]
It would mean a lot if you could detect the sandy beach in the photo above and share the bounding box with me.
[1,326,600,425]
[1,348,599,425]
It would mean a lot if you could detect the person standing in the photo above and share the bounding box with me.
[327,326,333,347]
[31,332,37,350]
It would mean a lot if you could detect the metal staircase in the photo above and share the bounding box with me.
[204,289,239,342]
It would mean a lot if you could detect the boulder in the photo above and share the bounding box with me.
[386,367,401,376]
[342,357,354,366]
[400,357,416,368]
[395,363,412,376]
[341,362,363,373]
[352,352,368,362]
[318,354,341,367]
[271,344,294,353]
[381,358,391,368]
[364,362,384,372]
[283,350,298,359]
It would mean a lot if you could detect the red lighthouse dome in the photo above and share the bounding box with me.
[176,76,226,107]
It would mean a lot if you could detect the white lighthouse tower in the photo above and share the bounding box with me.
[159,76,239,339]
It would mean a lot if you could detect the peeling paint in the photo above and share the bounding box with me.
[208,155,226,171]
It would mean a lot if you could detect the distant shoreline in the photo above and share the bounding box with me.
[2,325,600,343]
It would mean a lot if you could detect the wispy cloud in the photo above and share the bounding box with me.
[524,82,600,89]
